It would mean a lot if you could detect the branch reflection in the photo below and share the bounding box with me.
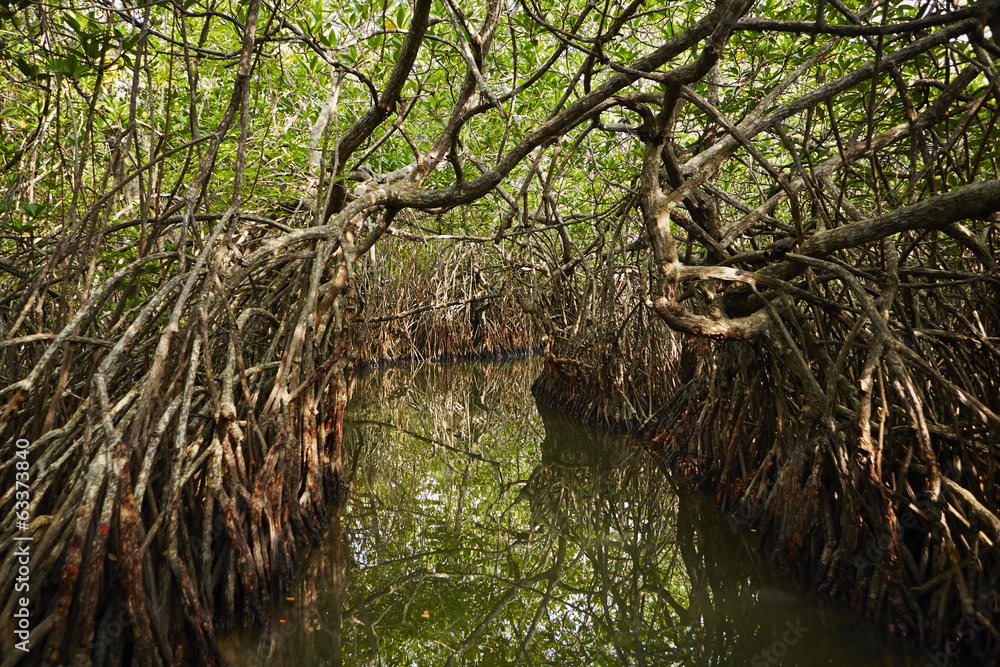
[221,359,918,666]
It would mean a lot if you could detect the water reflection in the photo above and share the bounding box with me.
[222,359,921,665]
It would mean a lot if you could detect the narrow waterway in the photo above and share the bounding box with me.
[222,358,925,665]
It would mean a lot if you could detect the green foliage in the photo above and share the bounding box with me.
[2,0,1000,663]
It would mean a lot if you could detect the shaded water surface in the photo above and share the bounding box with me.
[222,358,924,665]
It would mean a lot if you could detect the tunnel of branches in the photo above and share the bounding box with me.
[1,0,999,664]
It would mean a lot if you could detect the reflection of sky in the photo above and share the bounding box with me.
[222,359,929,667]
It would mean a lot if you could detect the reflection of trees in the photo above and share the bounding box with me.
[223,361,918,666]
[525,407,921,666]
[517,405,688,665]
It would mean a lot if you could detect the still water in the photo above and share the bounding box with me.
[222,358,924,665]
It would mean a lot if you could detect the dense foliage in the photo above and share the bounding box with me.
[1,0,999,663]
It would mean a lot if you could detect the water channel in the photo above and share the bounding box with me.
[222,358,927,665]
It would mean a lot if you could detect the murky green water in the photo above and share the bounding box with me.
[222,358,924,666]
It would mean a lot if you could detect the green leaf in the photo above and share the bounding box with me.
[65,13,82,35]
[9,220,36,233]
[14,57,37,79]
[83,37,103,62]
[49,53,91,78]
[20,202,47,217]
[120,33,141,51]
